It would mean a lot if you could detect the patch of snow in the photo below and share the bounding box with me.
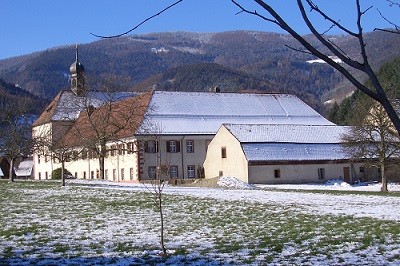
[325,179,351,187]
[217,176,254,189]
[171,46,204,54]
[307,56,343,64]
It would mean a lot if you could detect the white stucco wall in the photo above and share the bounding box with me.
[32,134,140,182]
[139,135,213,180]
[248,162,365,184]
[204,126,249,182]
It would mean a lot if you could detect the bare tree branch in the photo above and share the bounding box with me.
[305,0,360,37]
[90,0,184,38]
[386,0,400,7]
[375,8,400,34]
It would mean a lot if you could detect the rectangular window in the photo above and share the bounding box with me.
[274,169,281,178]
[127,142,135,154]
[170,166,178,178]
[148,166,156,179]
[83,171,86,179]
[110,145,116,156]
[113,169,117,181]
[91,171,94,179]
[38,172,41,180]
[105,169,109,180]
[130,168,134,180]
[74,172,78,178]
[359,166,365,173]
[118,144,125,155]
[167,140,180,153]
[186,140,194,153]
[145,140,159,153]
[121,168,125,181]
[318,168,325,179]
[221,147,227,158]
[37,156,41,164]
[187,165,195,178]
[45,172,48,180]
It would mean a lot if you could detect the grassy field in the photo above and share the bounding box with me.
[1,180,400,265]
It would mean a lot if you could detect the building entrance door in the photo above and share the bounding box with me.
[343,167,350,183]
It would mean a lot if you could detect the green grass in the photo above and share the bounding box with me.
[0,180,399,265]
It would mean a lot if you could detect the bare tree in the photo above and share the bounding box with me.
[342,101,400,192]
[33,123,77,186]
[140,131,168,256]
[140,125,183,256]
[0,100,32,182]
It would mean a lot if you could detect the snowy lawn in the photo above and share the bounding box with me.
[1,180,400,265]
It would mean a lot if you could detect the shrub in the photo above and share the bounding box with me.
[51,168,72,180]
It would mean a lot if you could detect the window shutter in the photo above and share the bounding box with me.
[176,141,181,152]
[155,141,159,153]
[166,141,171,153]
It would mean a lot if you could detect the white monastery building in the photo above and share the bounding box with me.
[31,51,362,184]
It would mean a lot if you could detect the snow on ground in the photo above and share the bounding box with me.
[73,177,400,221]
[1,178,400,265]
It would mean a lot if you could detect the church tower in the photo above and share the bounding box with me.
[70,44,85,96]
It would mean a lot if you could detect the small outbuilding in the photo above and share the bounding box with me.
[204,124,365,184]
[14,158,34,179]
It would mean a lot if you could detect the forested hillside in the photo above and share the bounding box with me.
[0,30,399,116]
[329,57,400,125]
[0,78,46,121]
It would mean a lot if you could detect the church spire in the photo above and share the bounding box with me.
[70,44,85,96]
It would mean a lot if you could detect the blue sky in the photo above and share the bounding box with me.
[0,0,397,60]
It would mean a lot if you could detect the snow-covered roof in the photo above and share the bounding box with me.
[33,90,137,126]
[225,124,349,144]
[243,143,348,162]
[14,159,33,177]
[141,91,333,135]
[53,91,137,121]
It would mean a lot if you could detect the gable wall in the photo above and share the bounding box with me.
[204,126,249,182]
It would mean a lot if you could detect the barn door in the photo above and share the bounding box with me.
[343,167,350,183]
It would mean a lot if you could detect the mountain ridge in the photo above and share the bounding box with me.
[0,30,399,115]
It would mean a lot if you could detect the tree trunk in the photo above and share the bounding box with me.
[99,144,106,180]
[9,158,15,182]
[158,188,167,256]
[380,163,388,192]
[61,160,66,187]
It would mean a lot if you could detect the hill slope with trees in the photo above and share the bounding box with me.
[0,31,399,115]
[329,57,400,125]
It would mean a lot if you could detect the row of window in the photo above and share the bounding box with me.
[273,168,326,179]
[37,142,137,164]
[147,165,196,179]
[144,140,197,154]
[37,168,135,181]
[37,140,205,164]
[218,168,327,179]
